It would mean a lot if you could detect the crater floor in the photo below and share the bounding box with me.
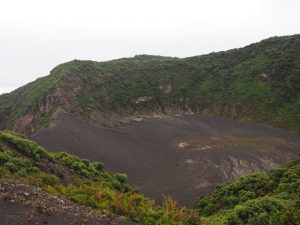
[32,111,300,206]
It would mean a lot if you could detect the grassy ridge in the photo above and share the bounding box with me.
[0,35,299,133]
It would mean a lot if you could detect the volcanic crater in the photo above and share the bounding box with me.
[32,110,300,206]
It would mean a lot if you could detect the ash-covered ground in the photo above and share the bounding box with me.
[33,111,300,206]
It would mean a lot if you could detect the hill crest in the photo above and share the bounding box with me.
[0,34,299,134]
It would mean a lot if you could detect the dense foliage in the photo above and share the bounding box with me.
[197,156,300,224]
[0,35,299,133]
[0,130,47,159]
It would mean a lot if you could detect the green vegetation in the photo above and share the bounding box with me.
[0,149,39,175]
[1,35,300,133]
[0,34,300,223]
[75,90,102,110]
[35,111,53,129]
[197,157,300,224]
[0,130,47,159]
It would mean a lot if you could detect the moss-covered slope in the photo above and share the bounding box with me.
[0,34,299,134]
[197,156,300,224]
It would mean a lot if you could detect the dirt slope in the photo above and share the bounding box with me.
[0,179,134,225]
[32,111,300,206]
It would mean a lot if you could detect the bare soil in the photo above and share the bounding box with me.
[0,179,134,225]
[32,111,300,206]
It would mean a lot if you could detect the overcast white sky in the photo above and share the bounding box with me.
[0,0,300,94]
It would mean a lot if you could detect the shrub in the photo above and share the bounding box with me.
[92,162,104,171]
[226,197,300,225]
[0,149,39,175]
[0,131,47,159]
[0,150,11,163]
[115,173,128,183]
[4,162,19,173]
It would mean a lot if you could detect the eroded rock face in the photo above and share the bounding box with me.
[32,112,300,206]
[14,114,34,131]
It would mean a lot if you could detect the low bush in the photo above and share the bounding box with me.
[226,197,300,225]
[0,149,39,175]
[0,131,47,160]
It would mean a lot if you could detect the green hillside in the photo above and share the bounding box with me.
[0,34,299,134]
[0,130,299,224]
[197,157,300,224]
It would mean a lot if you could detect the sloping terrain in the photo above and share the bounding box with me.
[0,34,300,224]
[0,34,299,134]
[0,130,201,225]
[197,155,300,224]
[0,130,299,224]
[32,110,300,206]
[0,180,133,225]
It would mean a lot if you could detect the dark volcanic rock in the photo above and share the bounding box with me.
[32,111,300,206]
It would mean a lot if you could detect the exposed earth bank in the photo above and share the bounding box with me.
[0,179,134,225]
[32,111,300,206]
